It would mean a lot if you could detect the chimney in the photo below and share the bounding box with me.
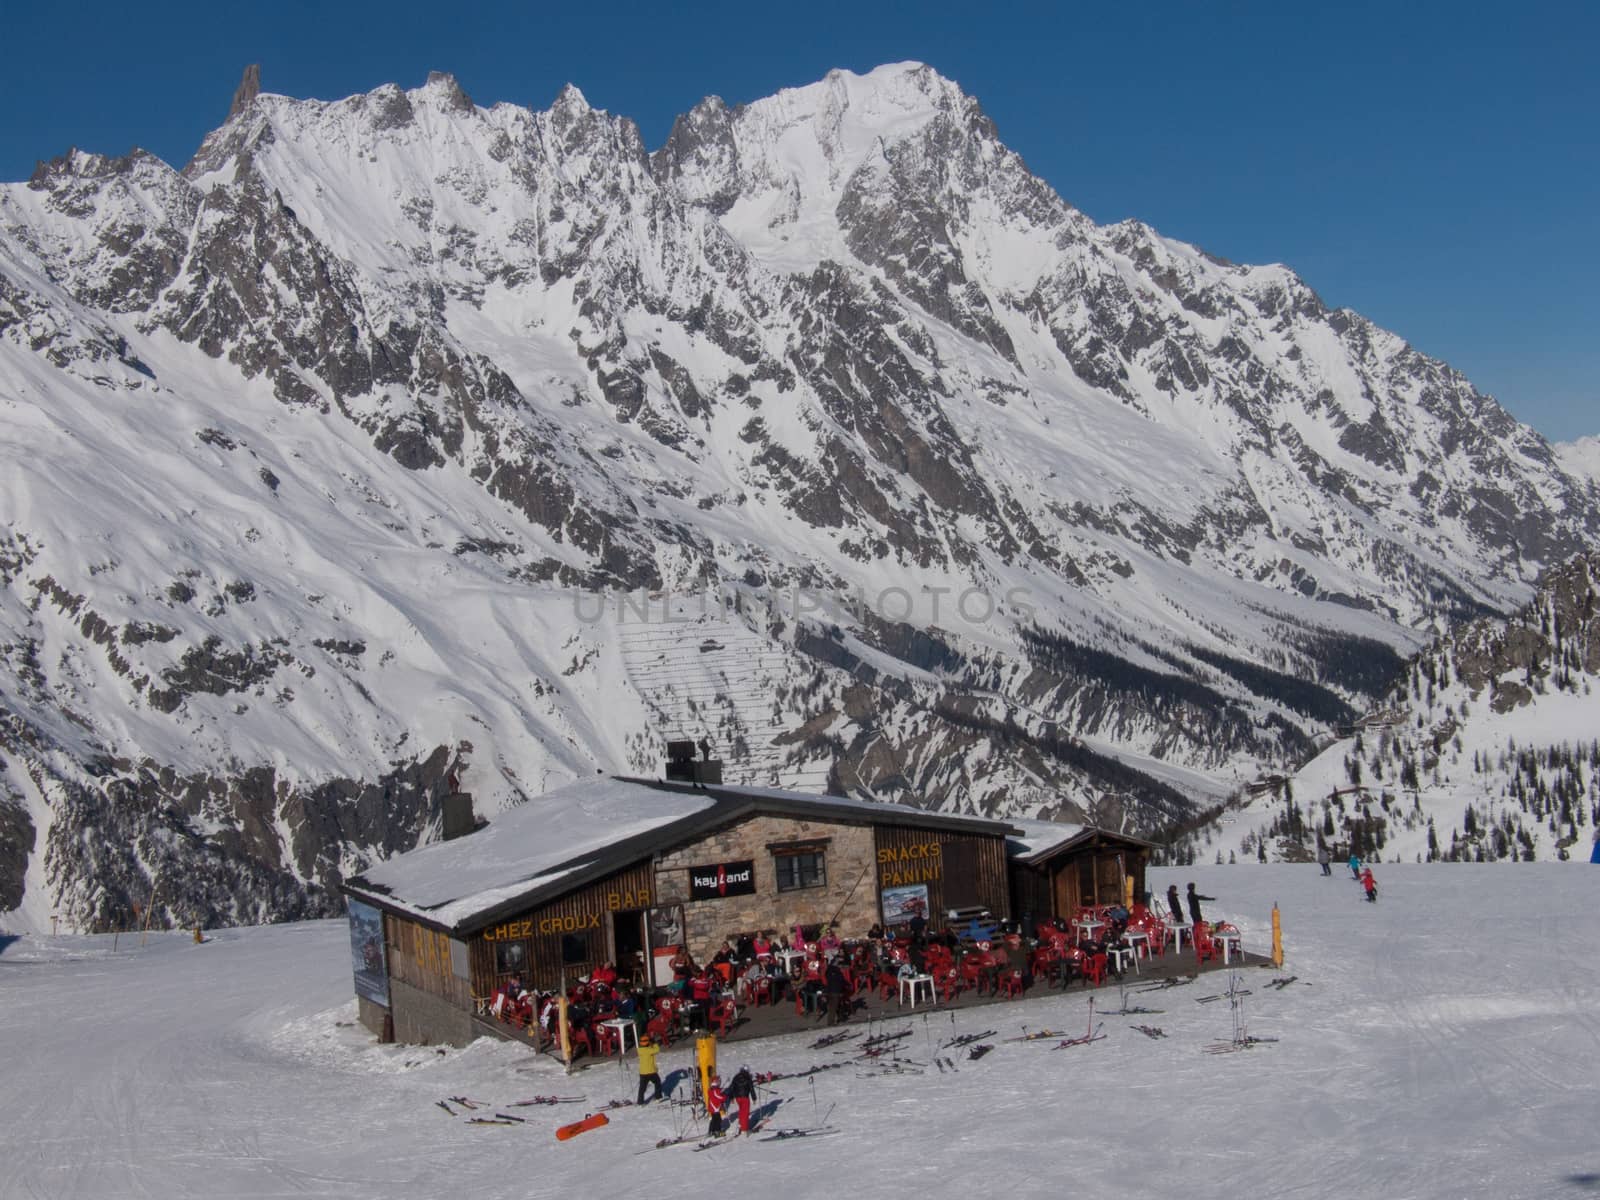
[665,740,722,786]
[441,791,476,840]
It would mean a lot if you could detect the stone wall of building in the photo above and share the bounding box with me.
[655,815,878,961]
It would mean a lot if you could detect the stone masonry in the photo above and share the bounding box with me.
[655,815,878,961]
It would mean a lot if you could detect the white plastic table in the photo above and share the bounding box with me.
[1214,928,1242,965]
[1124,930,1151,959]
[898,974,935,1006]
[600,1017,638,1056]
[1072,919,1105,944]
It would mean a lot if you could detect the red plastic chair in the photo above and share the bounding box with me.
[1082,953,1108,987]
[1193,922,1218,965]
[569,1025,594,1059]
[998,969,1024,1000]
[645,1011,675,1047]
[710,997,738,1036]
[877,970,899,1001]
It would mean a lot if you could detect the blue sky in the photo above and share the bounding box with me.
[4,0,1594,440]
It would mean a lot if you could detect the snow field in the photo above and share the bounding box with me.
[3,864,1597,1199]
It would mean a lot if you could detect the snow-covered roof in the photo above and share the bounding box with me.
[1005,817,1157,863]
[345,776,1019,932]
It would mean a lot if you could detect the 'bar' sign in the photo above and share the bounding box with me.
[689,859,757,901]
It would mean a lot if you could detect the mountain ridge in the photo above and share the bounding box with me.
[2,62,1595,931]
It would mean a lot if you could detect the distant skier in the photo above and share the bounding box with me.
[1186,882,1215,925]
[1361,867,1377,903]
[1317,845,1331,876]
[1349,854,1362,880]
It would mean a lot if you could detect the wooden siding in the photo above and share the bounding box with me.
[873,826,1009,926]
[384,913,470,1010]
[1008,864,1054,935]
[470,860,655,995]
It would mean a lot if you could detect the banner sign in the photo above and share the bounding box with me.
[347,899,390,1007]
[688,859,757,901]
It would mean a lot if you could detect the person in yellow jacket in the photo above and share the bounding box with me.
[636,1034,663,1105]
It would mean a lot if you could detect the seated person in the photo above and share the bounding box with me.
[590,961,618,988]
[752,931,773,961]
[669,945,695,993]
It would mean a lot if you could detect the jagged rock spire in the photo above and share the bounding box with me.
[229,65,261,120]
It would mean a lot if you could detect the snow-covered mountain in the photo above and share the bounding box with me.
[1219,550,1600,865]
[2,63,1596,931]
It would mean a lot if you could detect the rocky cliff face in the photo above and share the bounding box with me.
[2,63,1596,929]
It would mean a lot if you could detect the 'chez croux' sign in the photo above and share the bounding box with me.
[480,887,651,941]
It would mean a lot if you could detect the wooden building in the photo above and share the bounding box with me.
[1006,819,1157,934]
[342,776,1018,1046]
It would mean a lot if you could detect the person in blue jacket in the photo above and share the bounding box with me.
[1348,854,1362,880]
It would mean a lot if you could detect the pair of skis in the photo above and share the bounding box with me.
[941,1028,996,1049]
[510,1094,584,1107]
[1051,999,1105,1049]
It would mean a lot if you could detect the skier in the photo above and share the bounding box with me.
[636,1034,662,1105]
[725,1065,756,1134]
[1166,884,1184,924]
[1185,882,1215,925]
[1348,854,1362,880]
[1317,844,1331,876]
[1361,866,1377,903]
[705,1072,729,1137]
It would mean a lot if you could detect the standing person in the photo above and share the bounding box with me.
[823,957,849,1025]
[1185,882,1215,925]
[1166,884,1184,924]
[726,1065,757,1134]
[1361,866,1378,903]
[1348,854,1362,880]
[636,1034,662,1105]
[705,1073,729,1137]
[1317,844,1331,876]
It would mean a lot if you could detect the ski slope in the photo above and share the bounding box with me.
[3,865,1597,1199]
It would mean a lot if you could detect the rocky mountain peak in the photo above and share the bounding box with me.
[228,64,262,121]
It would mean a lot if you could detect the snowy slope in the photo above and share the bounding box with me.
[3,864,1597,1199]
[1217,552,1600,865]
[2,63,1597,930]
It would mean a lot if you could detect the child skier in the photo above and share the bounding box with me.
[705,1072,729,1136]
[1360,866,1377,903]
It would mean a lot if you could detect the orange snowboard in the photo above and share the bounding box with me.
[555,1111,610,1141]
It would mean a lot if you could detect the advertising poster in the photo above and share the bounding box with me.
[347,899,390,1007]
[687,859,757,901]
[881,883,929,926]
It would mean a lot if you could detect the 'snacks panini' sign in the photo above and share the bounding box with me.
[688,859,757,901]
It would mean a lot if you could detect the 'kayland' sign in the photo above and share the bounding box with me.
[688,859,757,901]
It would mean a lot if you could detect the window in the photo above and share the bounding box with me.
[774,850,826,892]
[561,933,593,965]
[494,939,528,976]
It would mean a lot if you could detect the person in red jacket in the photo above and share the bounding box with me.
[1361,867,1378,903]
[705,1073,729,1137]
